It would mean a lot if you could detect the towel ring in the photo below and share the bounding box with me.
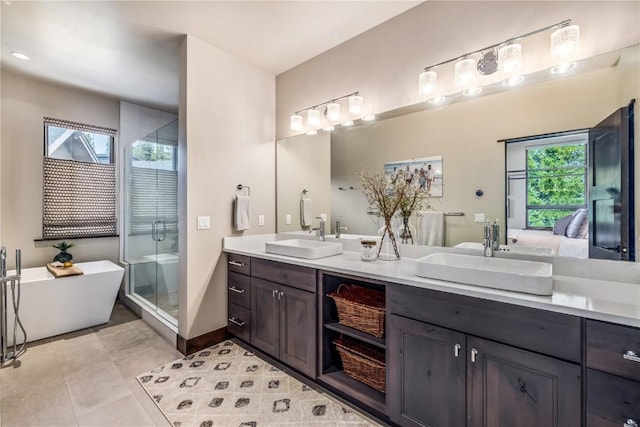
[237,184,251,196]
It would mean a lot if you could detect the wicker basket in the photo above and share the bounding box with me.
[327,284,385,338]
[334,338,386,393]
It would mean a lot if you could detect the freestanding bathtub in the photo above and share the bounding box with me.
[6,260,124,345]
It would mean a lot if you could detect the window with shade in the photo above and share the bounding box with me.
[42,117,117,239]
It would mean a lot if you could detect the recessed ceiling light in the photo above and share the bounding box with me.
[306,129,318,136]
[11,51,30,60]
[322,125,335,132]
[429,96,446,105]
[341,120,354,127]
[551,62,577,75]
[362,114,376,121]
[462,87,482,97]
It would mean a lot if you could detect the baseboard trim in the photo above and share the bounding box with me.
[177,327,229,355]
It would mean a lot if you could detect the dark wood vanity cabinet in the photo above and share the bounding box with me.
[586,320,640,427]
[249,259,317,378]
[387,284,582,427]
[388,315,466,427]
[227,254,251,342]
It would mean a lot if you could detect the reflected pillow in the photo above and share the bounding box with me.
[566,208,588,238]
[553,214,573,235]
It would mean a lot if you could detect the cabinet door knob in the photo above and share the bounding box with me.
[454,344,461,358]
[229,286,245,294]
[625,419,638,427]
[623,350,640,363]
[471,348,478,363]
[228,260,245,267]
[228,317,245,327]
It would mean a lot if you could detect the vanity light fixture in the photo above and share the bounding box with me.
[418,20,579,96]
[307,109,321,127]
[290,91,366,132]
[11,51,30,60]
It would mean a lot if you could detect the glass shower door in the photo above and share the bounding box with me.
[125,120,178,325]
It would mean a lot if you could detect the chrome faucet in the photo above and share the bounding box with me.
[482,220,500,257]
[310,216,326,241]
[335,217,348,238]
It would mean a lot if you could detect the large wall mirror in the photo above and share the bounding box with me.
[276,44,639,261]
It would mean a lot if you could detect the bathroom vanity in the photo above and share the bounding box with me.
[223,234,640,427]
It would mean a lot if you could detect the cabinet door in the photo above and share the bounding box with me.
[467,336,581,427]
[278,285,317,378]
[388,315,466,427]
[586,369,640,427]
[250,278,279,357]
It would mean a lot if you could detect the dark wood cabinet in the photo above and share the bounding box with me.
[388,315,466,427]
[250,277,317,378]
[586,320,640,427]
[467,336,581,427]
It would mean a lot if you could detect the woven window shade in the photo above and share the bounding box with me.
[43,157,116,239]
[129,167,178,234]
[44,117,117,137]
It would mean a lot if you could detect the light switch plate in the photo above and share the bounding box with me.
[258,215,265,226]
[474,213,485,223]
[197,216,210,229]
[285,214,292,225]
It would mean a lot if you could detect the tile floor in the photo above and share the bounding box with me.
[0,302,182,426]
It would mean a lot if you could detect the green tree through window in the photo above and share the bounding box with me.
[526,143,587,228]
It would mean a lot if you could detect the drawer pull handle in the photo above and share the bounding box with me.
[623,351,640,363]
[228,317,245,327]
[229,286,245,294]
[454,344,461,358]
[471,348,478,363]
[625,419,638,427]
[228,260,245,267]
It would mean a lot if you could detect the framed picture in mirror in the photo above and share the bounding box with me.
[384,155,443,197]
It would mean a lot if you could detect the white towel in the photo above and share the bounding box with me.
[235,195,250,231]
[417,211,444,246]
[300,197,313,227]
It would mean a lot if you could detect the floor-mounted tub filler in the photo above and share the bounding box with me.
[4,259,124,347]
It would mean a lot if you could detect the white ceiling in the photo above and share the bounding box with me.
[0,1,420,110]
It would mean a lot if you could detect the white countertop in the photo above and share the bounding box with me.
[224,234,640,328]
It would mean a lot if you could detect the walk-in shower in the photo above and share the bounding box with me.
[123,119,179,326]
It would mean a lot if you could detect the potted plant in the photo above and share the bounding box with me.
[52,241,75,263]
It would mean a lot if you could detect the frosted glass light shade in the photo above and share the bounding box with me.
[419,70,437,95]
[498,43,522,74]
[348,95,364,115]
[290,114,303,131]
[326,102,341,121]
[551,25,579,59]
[455,58,476,88]
[307,109,321,127]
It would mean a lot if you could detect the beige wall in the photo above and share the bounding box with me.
[0,69,120,268]
[331,66,624,246]
[179,35,275,340]
[276,1,640,140]
[276,132,331,232]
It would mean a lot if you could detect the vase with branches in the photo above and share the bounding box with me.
[360,169,430,259]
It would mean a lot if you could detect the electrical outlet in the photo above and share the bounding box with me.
[258,215,265,226]
[474,213,485,223]
[285,214,292,225]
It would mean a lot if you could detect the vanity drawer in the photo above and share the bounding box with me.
[227,253,251,275]
[228,272,251,309]
[251,258,316,293]
[587,319,640,381]
[228,303,250,342]
[389,284,581,362]
[587,368,640,427]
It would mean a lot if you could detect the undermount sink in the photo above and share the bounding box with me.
[454,242,555,256]
[415,253,553,296]
[265,239,343,259]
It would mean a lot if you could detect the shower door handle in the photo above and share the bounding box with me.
[152,220,166,242]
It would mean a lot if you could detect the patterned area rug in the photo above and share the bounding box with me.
[137,340,380,427]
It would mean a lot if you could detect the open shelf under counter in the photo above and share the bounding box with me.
[318,369,386,415]
[324,322,385,349]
